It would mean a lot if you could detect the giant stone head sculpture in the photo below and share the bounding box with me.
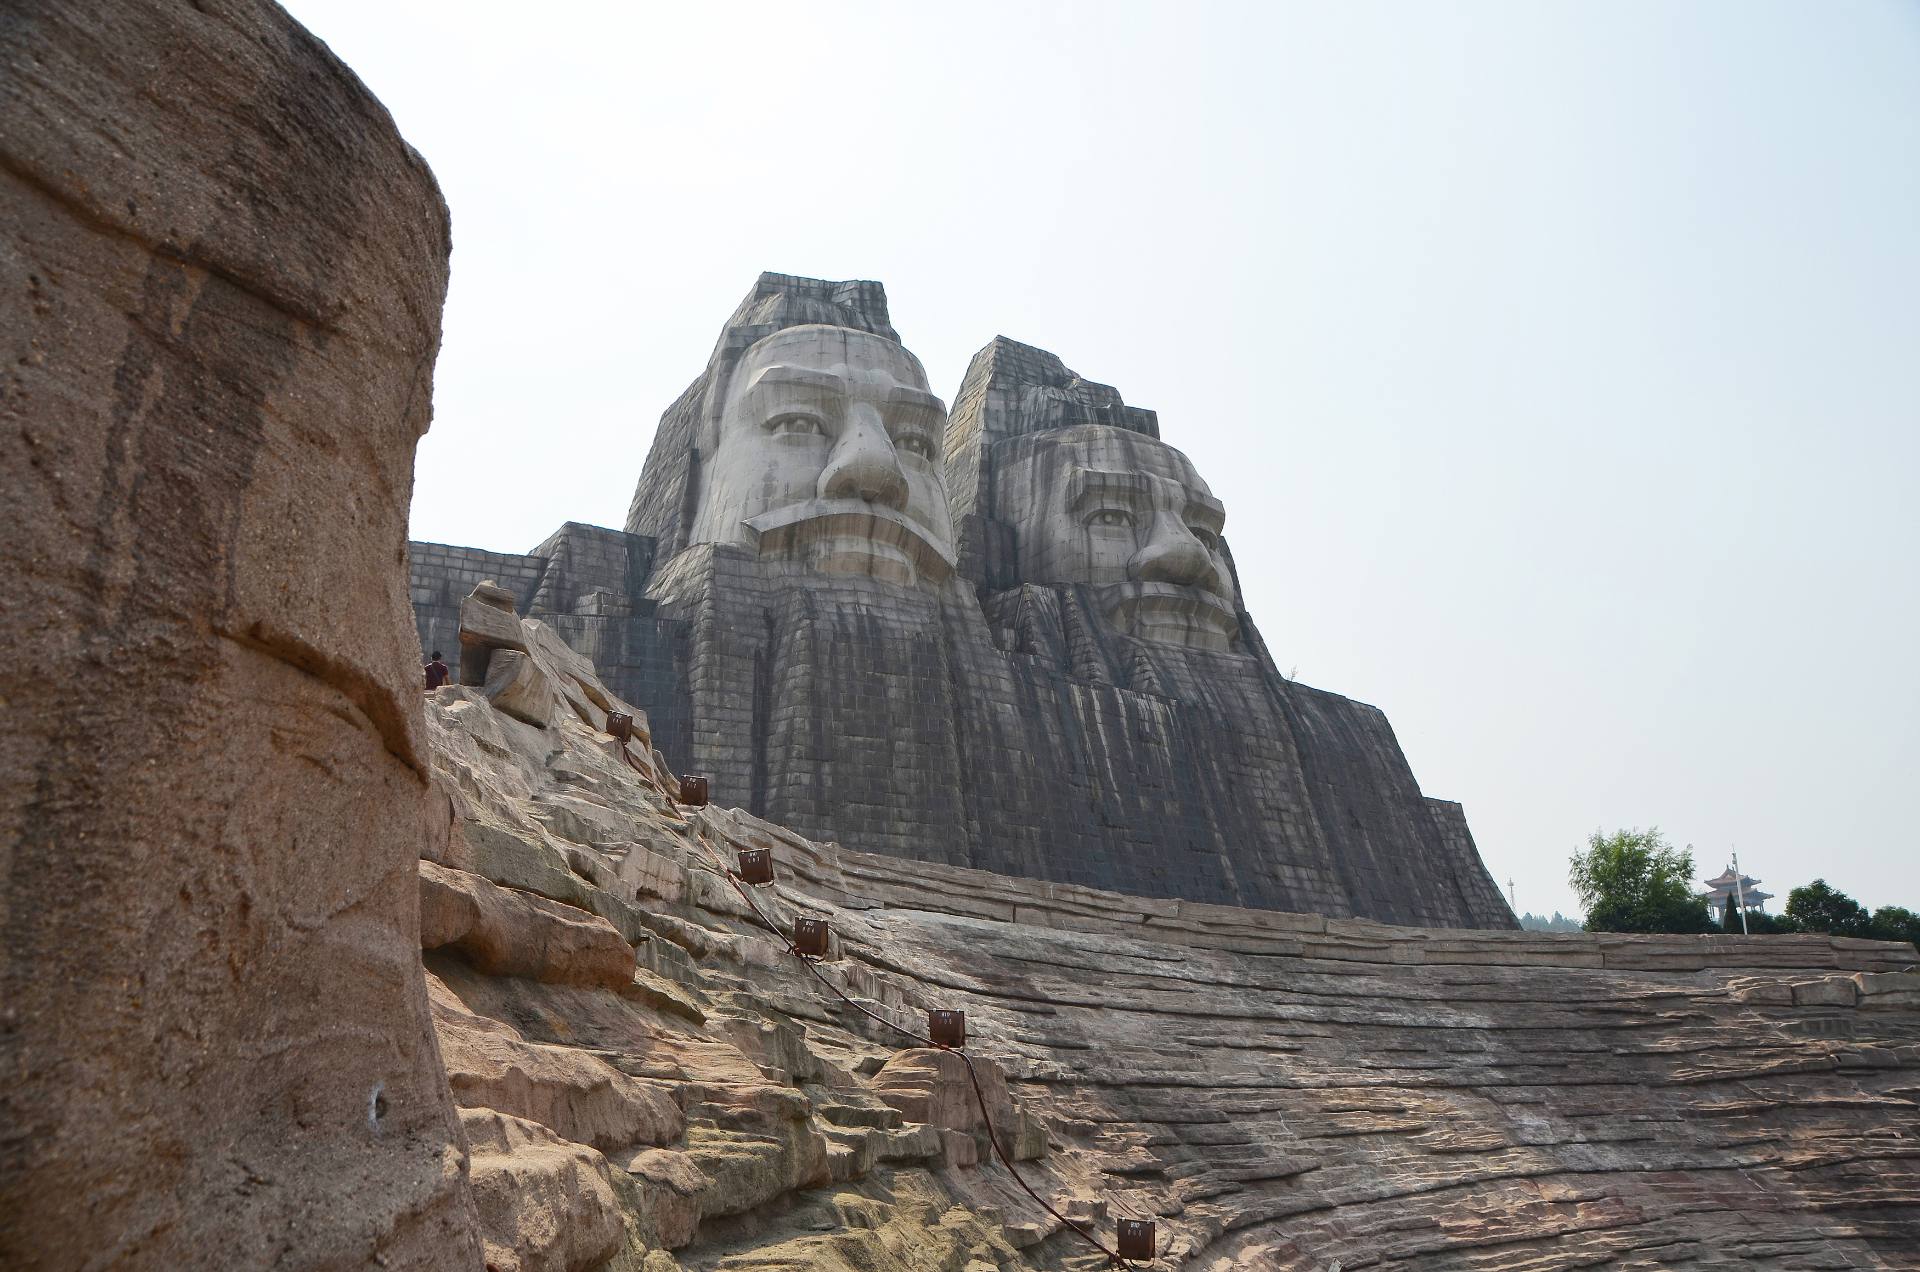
[990,424,1239,650]
[626,273,957,589]
[690,324,954,587]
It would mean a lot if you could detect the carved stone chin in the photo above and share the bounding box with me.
[742,498,957,587]
[689,323,955,589]
[1100,581,1240,652]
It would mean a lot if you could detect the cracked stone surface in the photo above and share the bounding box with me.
[420,648,1920,1270]
[1,1,473,1266]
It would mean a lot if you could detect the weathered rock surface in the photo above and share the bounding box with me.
[872,1049,1050,1165]
[408,275,1516,931]
[0,2,474,1268]
[461,580,533,684]
[421,678,1920,1270]
[447,580,660,762]
[462,1108,626,1272]
[9,9,1915,1270]
[422,859,637,989]
[431,971,684,1152]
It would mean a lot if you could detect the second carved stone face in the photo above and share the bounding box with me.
[992,425,1240,650]
[692,325,956,587]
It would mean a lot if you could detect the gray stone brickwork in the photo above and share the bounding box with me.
[409,539,548,670]
[408,526,694,771]
[406,273,1516,929]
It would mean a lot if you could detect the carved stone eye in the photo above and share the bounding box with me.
[768,413,826,437]
[1088,509,1135,529]
[1190,526,1218,550]
[895,434,935,460]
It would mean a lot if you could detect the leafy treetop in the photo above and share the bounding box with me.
[1570,827,1717,935]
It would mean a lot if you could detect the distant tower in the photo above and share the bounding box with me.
[1700,854,1771,934]
[1507,878,1517,912]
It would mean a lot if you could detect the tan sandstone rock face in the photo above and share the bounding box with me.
[421,859,638,990]
[0,2,474,1267]
[462,1107,626,1272]
[419,674,1920,1271]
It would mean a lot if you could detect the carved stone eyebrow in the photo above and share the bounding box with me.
[886,385,946,414]
[1068,469,1152,513]
[1184,492,1226,533]
[744,365,848,395]
[744,368,942,419]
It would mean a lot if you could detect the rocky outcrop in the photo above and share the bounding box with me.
[462,1108,626,1272]
[7,7,1914,1269]
[421,860,638,990]
[420,672,1920,1270]
[0,2,473,1267]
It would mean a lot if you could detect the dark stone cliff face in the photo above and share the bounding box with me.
[956,583,1509,924]
[1,2,475,1266]
[636,565,1507,925]
[406,278,1515,929]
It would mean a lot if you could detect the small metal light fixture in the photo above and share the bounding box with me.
[679,774,710,807]
[606,712,634,744]
[928,1009,967,1049]
[736,847,774,886]
[793,917,831,959]
[1116,1217,1156,1261]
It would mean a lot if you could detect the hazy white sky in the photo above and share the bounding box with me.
[287,0,1919,921]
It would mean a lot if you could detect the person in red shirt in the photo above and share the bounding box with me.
[423,650,451,690]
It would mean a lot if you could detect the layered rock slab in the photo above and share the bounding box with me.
[420,677,1920,1271]
[0,2,473,1267]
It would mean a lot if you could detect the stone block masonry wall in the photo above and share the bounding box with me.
[967,582,1513,925]
[518,523,695,766]
[545,612,692,772]
[528,522,658,615]
[644,546,975,864]
[408,525,695,768]
[1425,796,1514,922]
[408,540,547,665]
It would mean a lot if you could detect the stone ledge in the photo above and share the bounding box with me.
[694,806,1916,976]
[420,860,636,990]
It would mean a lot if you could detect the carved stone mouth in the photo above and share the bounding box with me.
[1099,581,1240,651]
[742,499,956,587]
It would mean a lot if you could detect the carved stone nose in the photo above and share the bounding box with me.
[1128,522,1220,591]
[818,410,907,509]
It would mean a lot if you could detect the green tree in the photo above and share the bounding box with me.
[1867,904,1920,950]
[1783,879,1872,937]
[1570,828,1717,934]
